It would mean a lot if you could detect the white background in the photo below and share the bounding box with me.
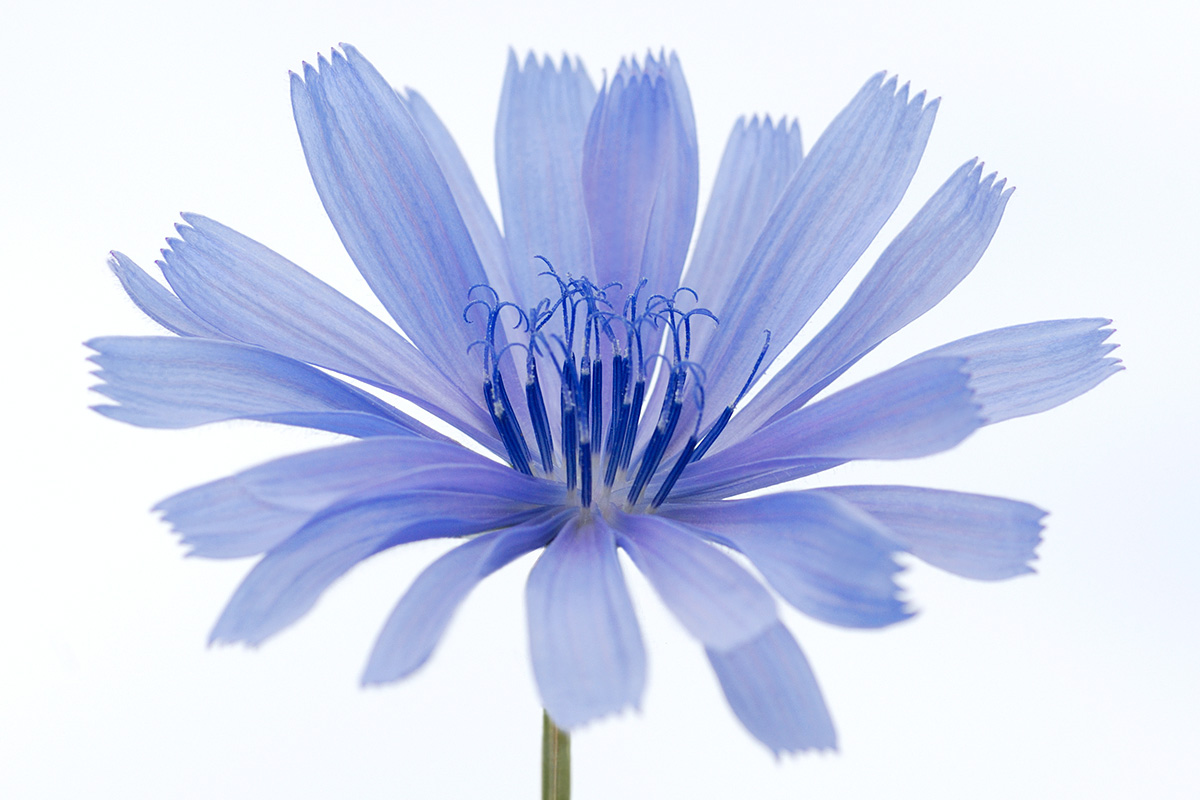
[3,0,1196,797]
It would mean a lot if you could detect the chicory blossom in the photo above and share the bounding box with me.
[89,45,1119,753]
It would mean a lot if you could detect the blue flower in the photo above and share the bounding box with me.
[89,45,1119,754]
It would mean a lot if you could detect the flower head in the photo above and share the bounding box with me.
[90,45,1119,753]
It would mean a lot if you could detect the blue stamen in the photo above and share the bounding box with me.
[490,362,531,470]
[627,382,684,505]
[578,438,593,507]
[690,406,731,461]
[525,359,554,472]
[605,353,628,456]
[561,357,579,492]
[578,357,591,437]
[616,378,646,473]
[484,378,532,476]
[649,382,705,507]
[692,331,770,463]
[650,435,697,509]
[464,275,736,507]
[680,307,717,360]
[590,356,604,453]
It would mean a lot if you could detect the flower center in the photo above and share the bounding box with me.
[466,262,768,512]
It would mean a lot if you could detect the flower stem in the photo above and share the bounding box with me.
[541,710,570,800]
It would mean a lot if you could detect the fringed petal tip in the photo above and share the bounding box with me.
[825,486,1047,581]
[544,698,644,735]
[507,48,589,76]
[707,623,838,755]
[206,631,259,649]
[290,42,495,401]
[103,251,227,339]
[917,318,1122,425]
[83,336,431,438]
[583,42,698,299]
[766,733,839,758]
[861,70,939,110]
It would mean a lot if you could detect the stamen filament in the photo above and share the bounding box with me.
[650,435,698,508]
[616,379,646,473]
[579,439,593,507]
[590,357,604,452]
[526,361,555,473]
[691,331,771,463]
[561,358,579,492]
[485,379,532,476]
[627,377,684,506]
[690,406,730,462]
[493,366,531,467]
[605,353,628,456]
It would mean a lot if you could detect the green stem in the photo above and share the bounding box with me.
[541,710,570,800]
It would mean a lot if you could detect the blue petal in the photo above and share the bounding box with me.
[613,512,777,648]
[526,513,645,729]
[211,491,543,645]
[675,357,980,500]
[665,493,908,628]
[88,336,430,438]
[156,214,496,446]
[107,251,227,339]
[362,511,569,684]
[290,45,494,395]
[904,319,1121,423]
[667,457,849,502]
[157,437,562,558]
[685,116,803,359]
[496,51,597,306]
[695,74,938,421]
[582,51,698,299]
[730,160,1014,441]
[822,486,1046,580]
[706,622,836,755]
[157,477,312,560]
[402,88,512,302]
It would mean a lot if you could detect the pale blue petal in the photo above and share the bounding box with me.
[527,514,645,729]
[108,251,227,339]
[613,512,776,648]
[730,160,1013,441]
[290,46,493,394]
[211,491,542,645]
[157,437,561,558]
[706,622,836,754]
[402,88,512,301]
[88,336,430,438]
[674,357,980,500]
[904,319,1121,423]
[684,116,803,359]
[158,477,310,560]
[665,493,908,628]
[823,486,1045,580]
[157,214,495,446]
[695,74,938,420]
[582,52,698,299]
[496,51,596,306]
[362,511,569,683]
[701,355,977,481]
[634,52,699,299]
[663,456,848,502]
